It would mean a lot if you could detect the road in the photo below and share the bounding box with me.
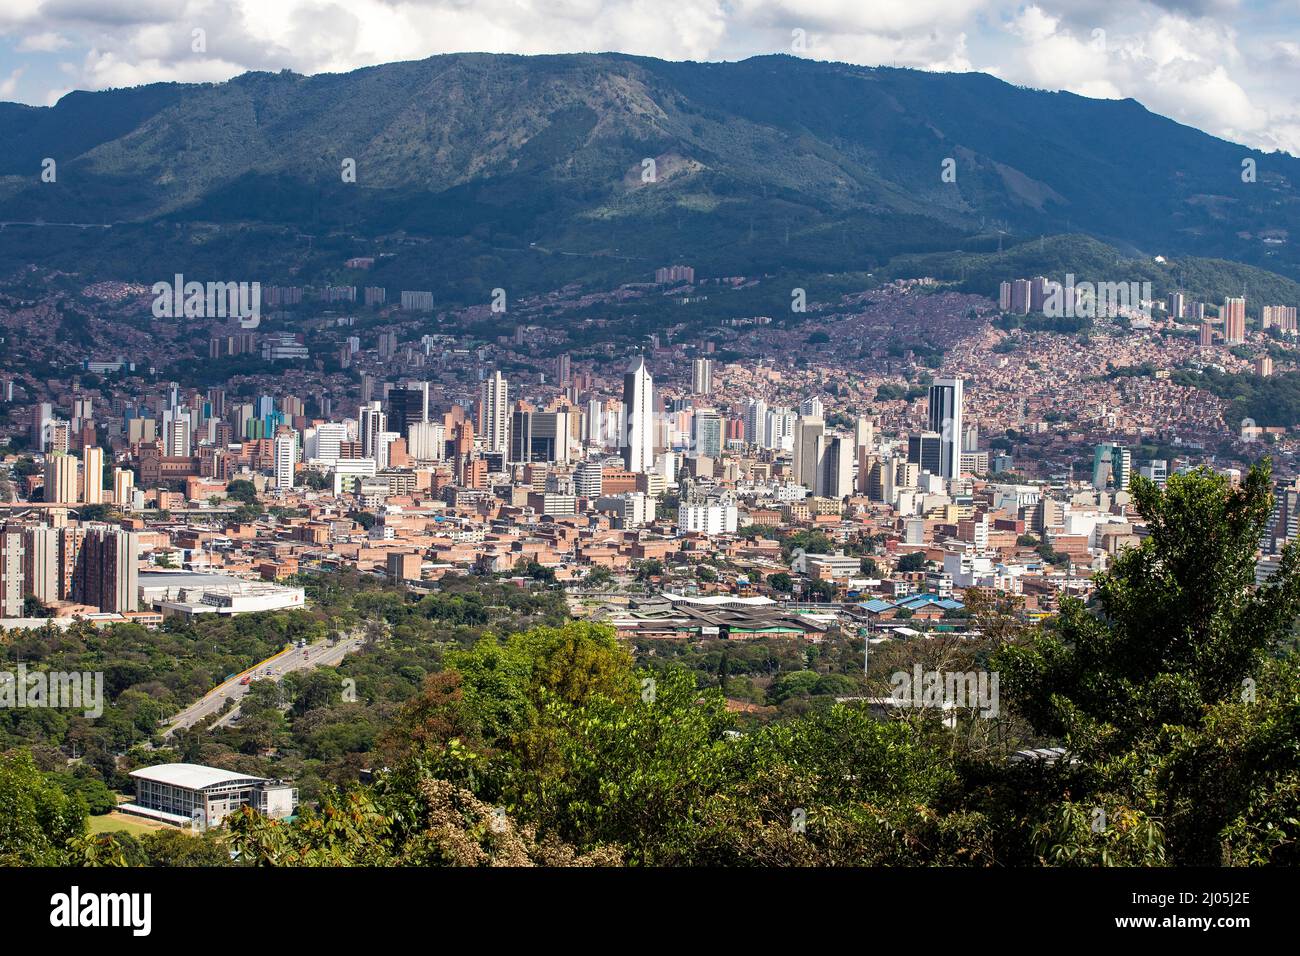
[162,635,365,736]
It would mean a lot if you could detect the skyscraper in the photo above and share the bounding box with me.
[73,526,139,613]
[793,417,825,491]
[113,468,135,508]
[44,452,78,504]
[1093,442,1132,492]
[359,401,386,459]
[511,410,571,464]
[273,431,298,490]
[387,383,429,441]
[691,358,713,395]
[479,370,510,454]
[692,410,724,458]
[820,434,853,499]
[622,355,654,473]
[1223,297,1247,345]
[927,377,964,481]
[907,432,943,477]
[744,399,768,446]
[0,526,23,618]
[82,446,104,505]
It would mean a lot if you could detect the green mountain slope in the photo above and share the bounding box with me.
[0,53,1297,294]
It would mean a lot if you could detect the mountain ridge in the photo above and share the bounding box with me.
[1,53,1297,294]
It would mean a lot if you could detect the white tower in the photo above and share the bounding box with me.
[622,355,654,473]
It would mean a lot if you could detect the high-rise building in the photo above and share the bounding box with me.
[998,281,1012,312]
[1223,297,1247,345]
[765,408,796,452]
[1029,277,1049,313]
[655,265,695,285]
[273,431,298,490]
[31,402,53,452]
[1139,459,1169,488]
[820,434,853,499]
[1010,279,1032,315]
[574,460,604,498]
[907,432,943,477]
[793,417,825,491]
[82,446,104,505]
[0,526,23,617]
[622,356,654,473]
[1167,292,1186,319]
[692,410,724,458]
[307,422,350,463]
[21,525,60,604]
[691,358,713,395]
[510,410,571,464]
[1093,442,1132,492]
[927,377,964,481]
[44,452,78,504]
[854,416,874,452]
[359,402,386,459]
[163,409,190,457]
[72,526,139,613]
[743,399,768,446]
[1262,305,1298,333]
[407,421,446,462]
[387,384,429,441]
[113,468,135,508]
[479,371,510,454]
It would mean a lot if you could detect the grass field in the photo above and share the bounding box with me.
[88,812,176,837]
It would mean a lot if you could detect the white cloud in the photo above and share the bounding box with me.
[0,66,25,98]
[17,31,72,51]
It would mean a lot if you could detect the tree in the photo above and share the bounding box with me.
[996,461,1300,865]
[0,749,87,866]
[896,552,927,573]
[805,578,838,602]
[226,479,258,504]
[634,559,664,582]
[583,566,614,589]
[768,572,793,593]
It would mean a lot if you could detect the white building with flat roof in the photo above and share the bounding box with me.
[122,763,297,827]
[138,572,305,617]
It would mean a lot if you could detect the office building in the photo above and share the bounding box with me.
[1093,442,1132,492]
[907,432,943,478]
[622,355,654,473]
[927,377,964,481]
[479,370,510,454]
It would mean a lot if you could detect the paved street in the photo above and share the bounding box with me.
[162,635,365,736]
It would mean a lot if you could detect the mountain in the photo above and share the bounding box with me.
[1,53,1298,298]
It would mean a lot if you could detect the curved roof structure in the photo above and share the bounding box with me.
[129,763,267,790]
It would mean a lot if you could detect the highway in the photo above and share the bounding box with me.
[162,634,365,736]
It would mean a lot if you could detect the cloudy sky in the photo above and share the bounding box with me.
[1,0,1298,154]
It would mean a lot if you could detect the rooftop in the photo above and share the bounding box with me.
[130,762,268,790]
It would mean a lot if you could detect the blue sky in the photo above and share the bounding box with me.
[2,0,1298,154]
